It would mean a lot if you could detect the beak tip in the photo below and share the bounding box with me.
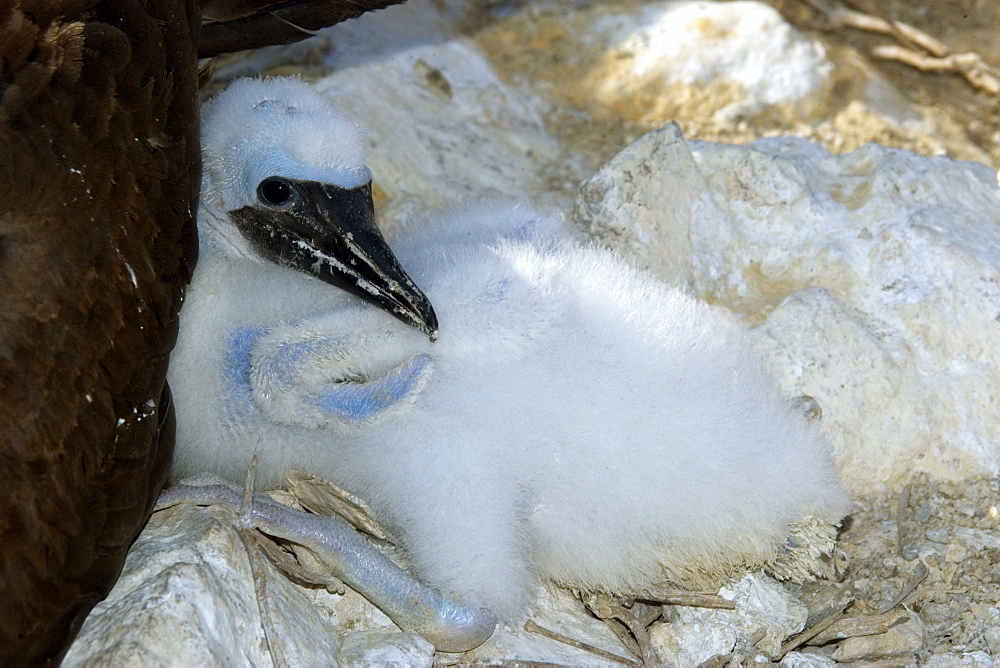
[429,330,439,342]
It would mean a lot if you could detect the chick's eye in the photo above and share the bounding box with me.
[258,177,292,206]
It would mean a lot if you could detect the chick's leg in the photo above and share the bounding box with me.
[155,483,496,652]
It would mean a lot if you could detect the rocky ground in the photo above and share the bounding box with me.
[469,0,1000,172]
[839,476,1000,662]
[66,1,1000,665]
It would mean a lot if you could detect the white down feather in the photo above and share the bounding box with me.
[169,77,849,622]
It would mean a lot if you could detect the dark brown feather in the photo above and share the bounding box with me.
[198,0,406,57]
[0,0,406,662]
[0,1,200,663]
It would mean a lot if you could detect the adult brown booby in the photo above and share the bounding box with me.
[0,1,408,663]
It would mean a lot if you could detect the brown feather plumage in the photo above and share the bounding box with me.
[0,1,200,663]
[198,0,406,57]
[0,0,409,662]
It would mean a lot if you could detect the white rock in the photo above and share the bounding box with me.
[63,504,340,666]
[649,619,737,665]
[579,126,1000,492]
[338,630,434,667]
[696,139,1000,492]
[577,122,709,287]
[780,651,838,667]
[986,615,1000,654]
[923,650,997,667]
[318,41,570,224]
[751,287,906,484]
[586,0,831,123]
[651,574,806,661]
[502,0,835,128]
[717,573,808,657]
[831,611,925,662]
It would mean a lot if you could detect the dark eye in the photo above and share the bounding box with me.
[257,177,292,206]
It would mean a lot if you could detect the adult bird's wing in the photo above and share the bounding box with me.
[0,1,408,663]
[199,0,407,57]
[0,2,200,663]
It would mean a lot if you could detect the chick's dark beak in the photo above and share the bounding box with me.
[229,178,438,340]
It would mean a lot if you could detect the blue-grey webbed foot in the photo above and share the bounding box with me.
[226,322,433,429]
[155,484,497,653]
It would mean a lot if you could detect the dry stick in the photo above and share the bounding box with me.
[877,561,929,615]
[780,609,848,657]
[638,606,663,628]
[239,447,291,668]
[286,469,396,543]
[799,0,1000,95]
[747,627,767,646]
[254,532,347,595]
[809,611,910,645]
[242,537,292,668]
[841,0,948,56]
[585,595,657,665]
[590,612,641,659]
[895,482,912,555]
[657,592,737,609]
[523,619,640,666]
[800,0,947,55]
[872,46,1000,96]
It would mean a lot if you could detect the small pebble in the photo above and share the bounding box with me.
[915,502,934,523]
[937,481,963,499]
[925,529,950,544]
[902,542,921,560]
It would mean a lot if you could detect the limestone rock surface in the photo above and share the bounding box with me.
[830,612,926,662]
[579,127,1000,492]
[62,504,342,666]
[649,573,808,663]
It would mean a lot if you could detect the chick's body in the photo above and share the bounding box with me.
[172,153,848,619]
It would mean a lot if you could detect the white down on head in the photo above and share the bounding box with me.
[198,76,370,259]
[169,77,850,624]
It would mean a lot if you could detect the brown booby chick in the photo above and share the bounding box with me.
[0,1,405,664]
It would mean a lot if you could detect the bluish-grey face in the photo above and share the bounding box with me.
[229,175,439,339]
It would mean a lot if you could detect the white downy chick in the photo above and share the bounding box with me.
[169,76,849,624]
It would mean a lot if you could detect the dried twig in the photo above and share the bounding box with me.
[809,610,911,645]
[238,447,291,668]
[655,592,737,610]
[876,561,928,614]
[747,627,767,646]
[242,537,291,668]
[286,469,397,543]
[796,0,1000,96]
[837,0,948,55]
[523,619,640,666]
[780,608,848,656]
[895,482,912,555]
[584,594,657,665]
[872,46,1000,96]
[800,0,943,53]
